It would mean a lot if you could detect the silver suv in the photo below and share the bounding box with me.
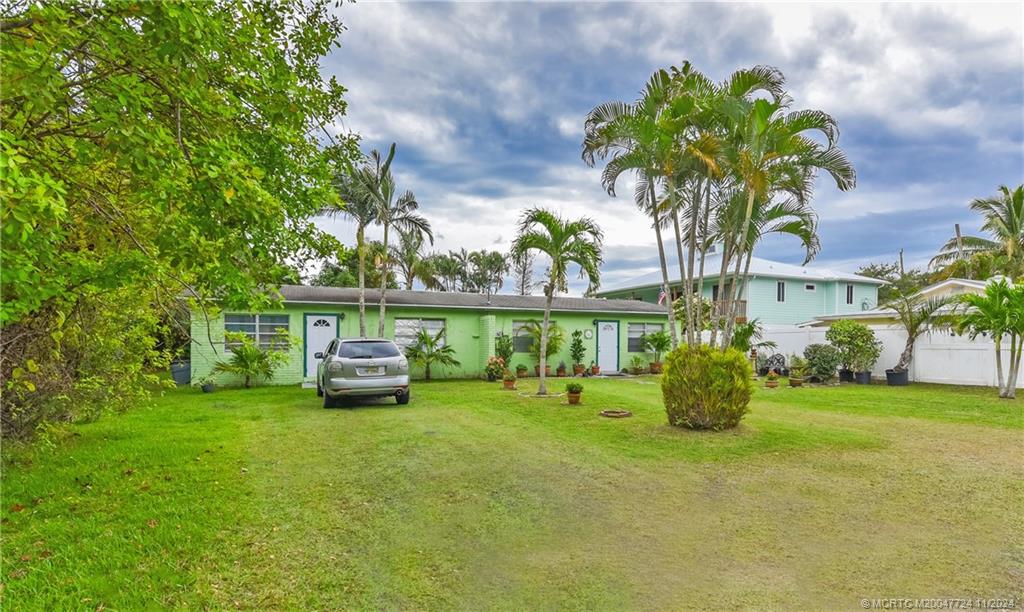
[315,338,411,408]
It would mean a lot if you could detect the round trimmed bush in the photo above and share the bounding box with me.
[803,343,842,382]
[661,345,753,430]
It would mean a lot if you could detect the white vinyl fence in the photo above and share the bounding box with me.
[750,324,1023,388]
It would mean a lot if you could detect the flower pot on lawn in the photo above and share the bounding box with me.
[839,369,854,383]
[503,378,516,390]
[854,371,872,385]
[567,392,581,405]
[201,383,215,393]
[516,367,528,378]
[590,365,600,375]
[649,362,663,374]
[765,380,779,389]
[885,369,909,386]
[788,377,804,387]
[573,364,585,376]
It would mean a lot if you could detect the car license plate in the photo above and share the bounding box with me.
[358,366,382,376]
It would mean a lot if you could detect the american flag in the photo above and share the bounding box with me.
[657,287,667,305]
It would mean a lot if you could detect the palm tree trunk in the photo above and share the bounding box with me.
[1003,333,1019,399]
[723,251,753,350]
[694,177,712,347]
[378,224,389,338]
[425,361,431,381]
[995,334,1005,398]
[719,247,744,349]
[895,335,915,372]
[670,202,688,346]
[651,187,679,349]
[721,188,757,349]
[357,226,367,337]
[682,178,703,347]
[708,241,732,348]
[537,280,555,395]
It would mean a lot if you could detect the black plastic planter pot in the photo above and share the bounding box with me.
[885,369,909,386]
[839,369,854,383]
[170,360,191,386]
[854,371,872,385]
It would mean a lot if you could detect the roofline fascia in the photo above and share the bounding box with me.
[278,298,668,317]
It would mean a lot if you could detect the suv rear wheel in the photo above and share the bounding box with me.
[323,392,338,408]
[396,390,410,405]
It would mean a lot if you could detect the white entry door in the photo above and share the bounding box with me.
[304,314,339,377]
[596,321,619,373]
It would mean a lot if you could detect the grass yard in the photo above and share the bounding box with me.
[2,378,1022,609]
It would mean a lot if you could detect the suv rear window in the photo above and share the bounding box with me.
[338,341,401,359]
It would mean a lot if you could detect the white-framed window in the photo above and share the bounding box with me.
[628,322,663,352]
[394,318,446,350]
[512,320,533,353]
[846,283,854,305]
[224,314,290,349]
[804,283,816,292]
[776,281,786,303]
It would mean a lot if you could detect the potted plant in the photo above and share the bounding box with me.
[884,290,953,386]
[502,370,517,390]
[495,333,514,370]
[515,363,528,378]
[196,374,216,393]
[570,330,586,375]
[827,320,874,383]
[643,330,671,374]
[484,356,506,382]
[556,361,567,377]
[629,355,646,375]
[566,381,583,405]
[788,355,808,387]
[590,361,600,376]
[765,370,779,389]
[851,338,881,385]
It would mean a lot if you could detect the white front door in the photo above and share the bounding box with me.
[596,321,619,373]
[304,314,339,377]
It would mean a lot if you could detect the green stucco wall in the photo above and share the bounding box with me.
[190,303,669,385]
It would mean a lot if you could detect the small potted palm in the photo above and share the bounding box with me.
[643,331,671,374]
[788,355,807,387]
[629,355,646,375]
[570,330,586,375]
[765,370,780,389]
[516,363,528,378]
[556,361,567,377]
[502,370,517,390]
[566,381,583,405]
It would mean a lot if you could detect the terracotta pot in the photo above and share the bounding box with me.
[503,379,516,390]
[516,368,528,378]
[649,362,663,374]
[591,366,601,375]
[535,365,552,377]
[557,368,567,377]
[567,392,581,405]
[573,365,585,375]
[765,380,779,389]
[789,377,804,387]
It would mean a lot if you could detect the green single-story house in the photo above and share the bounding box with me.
[190,285,670,385]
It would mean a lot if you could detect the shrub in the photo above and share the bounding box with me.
[569,330,586,366]
[484,356,506,379]
[661,345,752,431]
[495,333,514,366]
[826,320,875,370]
[643,330,672,363]
[788,354,809,378]
[803,343,842,381]
[214,332,291,388]
[565,382,583,394]
[629,354,647,373]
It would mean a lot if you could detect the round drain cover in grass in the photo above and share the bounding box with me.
[600,410,632,418]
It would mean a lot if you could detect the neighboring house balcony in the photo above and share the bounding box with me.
[711,299,747,321]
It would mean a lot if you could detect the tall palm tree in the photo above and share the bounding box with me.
[717,95,856,348]
[469,250,509,297]
[511,208,603,395]
[956,279,1024,398]
[391,230,439,290]
[373,144,433,337]
[430,252,462,292]
[582,70,681,348]
[931,184,1024,277]
[325,154,385,337]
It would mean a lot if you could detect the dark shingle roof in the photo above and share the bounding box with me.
[278,285,666,315]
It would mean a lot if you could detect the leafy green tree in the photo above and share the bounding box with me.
[469,250,509,296]
[826,320,876,372]
[404,328,460,381]
[643,330,672,364]
[0,1,358,436]
[213,332,291,388]
[956,279,1024,398]
[511,208,603,395]
[857,261,931,302]
[311,242,395,289]
[391,230,440,290]
[932,185,1024,278]
[569,330,587,367]
[495,333,514,367]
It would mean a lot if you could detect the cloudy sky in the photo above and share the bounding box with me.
[315,1,1023,294]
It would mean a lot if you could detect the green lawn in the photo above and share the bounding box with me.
[3,378,1022,609]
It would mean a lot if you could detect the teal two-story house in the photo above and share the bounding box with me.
[594,253,885,326]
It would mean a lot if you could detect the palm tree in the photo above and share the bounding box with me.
[373,144,433,337]
[885,289,953,374]
[469,250,509,297]
[510,207,603,395]
[931,184,1024,277]
[430,253,462,292]
[404,328,460,381]
[326,154,385,337]
[717,95,856,348]
[390,230,439,290]
[956,279,1024,398]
